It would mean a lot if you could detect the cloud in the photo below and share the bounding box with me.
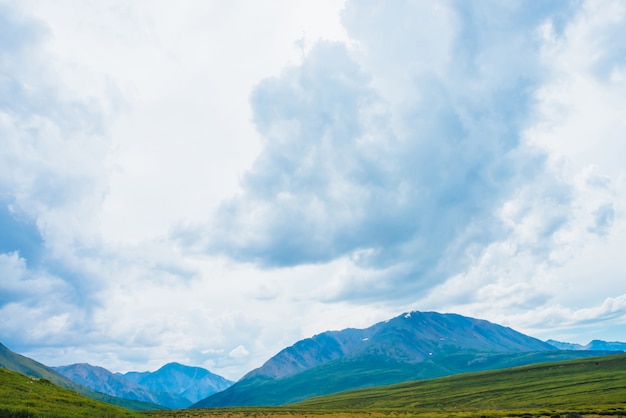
[229,345,250,359]
[413,0,626,339]
[179,1,575,304]
[0,199,45,266]
[0,3,110,253]
[0,2,114,351]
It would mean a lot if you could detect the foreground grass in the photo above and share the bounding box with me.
[145,411,626,418]
[295,353,626,412]
[145,354,626,418]
[0,367,144,418]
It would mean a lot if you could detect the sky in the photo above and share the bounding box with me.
[1,0,626,381]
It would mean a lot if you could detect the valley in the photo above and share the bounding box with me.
[144,353,626,417]
[1,311,625,417]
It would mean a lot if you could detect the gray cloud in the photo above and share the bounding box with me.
[0,4,113,348]
[590,203,614,236]
[176,1,578,303]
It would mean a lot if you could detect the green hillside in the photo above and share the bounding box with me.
[0,367,144,418]
[0,343,162,411]
[294,353,626,413]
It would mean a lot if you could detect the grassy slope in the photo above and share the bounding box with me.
[0,343,163,411]
[294,353,626,413]
[0,367,145,418]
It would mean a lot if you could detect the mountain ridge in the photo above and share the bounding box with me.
[243,311,554,382]
[54,361,233,409]
[546,339,626,351]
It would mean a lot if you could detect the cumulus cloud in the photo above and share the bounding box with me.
[229,345,250,358]
[0,2,114,352]
[180,1,572,303]
[415,0,626,340]
[0,3,111,256]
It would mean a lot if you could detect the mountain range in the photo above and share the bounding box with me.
[1,340,232,409]
[546,339,626,352]
[2,310,625,411]
[193,311,622,407]
[53,361,233,409]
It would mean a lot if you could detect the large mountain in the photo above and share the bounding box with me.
[194,311,614,407]
[54,362,233,409]
[0,342,161,411]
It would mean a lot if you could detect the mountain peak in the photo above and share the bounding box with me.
[196,311,558,408]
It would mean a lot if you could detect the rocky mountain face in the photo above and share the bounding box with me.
[193,311,609,408]
[244,311,554,381]
[54,362,233,409]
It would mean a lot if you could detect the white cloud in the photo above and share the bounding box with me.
[415,0,626,343]
[229,345,250,359]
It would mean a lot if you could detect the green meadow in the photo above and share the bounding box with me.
[293,353,626,413]
[0,367,143,418]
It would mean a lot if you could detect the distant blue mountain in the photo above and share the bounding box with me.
[547,339,626,352]
[53,363,176,407]
[54,361,233,409]
[122,362,233,405]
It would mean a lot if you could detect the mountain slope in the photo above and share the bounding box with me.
[193,311,567,407]
[0,367,143,418]
[0,342,161,411]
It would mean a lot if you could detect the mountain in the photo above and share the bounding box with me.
[547,339,626,352]
[196,310,603,408]
[246,311,554,381]
[122,362,233,405]
[0,342,161,411]
[546,339,584,350]
[53,363,189,409]
[54,362,233,409]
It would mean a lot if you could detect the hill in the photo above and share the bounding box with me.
[0,366,143,418]
[0,342,162,411]
[194,311,610,407]
[294,353,626,413]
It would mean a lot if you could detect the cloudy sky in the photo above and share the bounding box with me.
[1,0,626,381]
